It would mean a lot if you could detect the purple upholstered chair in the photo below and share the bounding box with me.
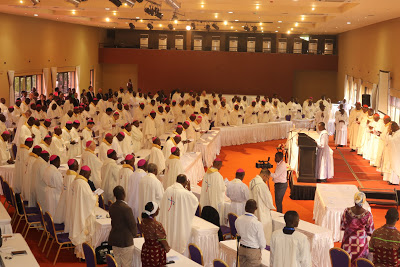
[82,242,98,267]
[188,243,204,265]
[106,254,117,267]
[285,115,292,121]
[356,258,375,267]
[2,181,13,211]
[213,259,229,267]
[98,194,105,210]
[227,213,238,238]
[329,247,351,267]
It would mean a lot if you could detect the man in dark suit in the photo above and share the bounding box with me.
[96,88,104,100]
[108,186,137,267]
[86,86,95,103]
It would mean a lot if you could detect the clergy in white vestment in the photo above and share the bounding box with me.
[61,122,74,157]
[30,150,49,208]
[142,111,157,149]
[126,159,148,220]
[270,211,311,267]
[111,132,125,160]
[184,118,197,152]
[216,102,229,126]
[244,101,258,124]
[387,122,400,185]
[163,147,184,190]
[149,137,166,175]
[17,116,34,146]
[54,159,79,224]
[118,154,135,193]
[66,166,98,259]
[376,115,392,172]
[159,174,198,254]
[163,135,183,160]
[21,145,41,204]
[354,105,369,153]
[164,106,175,132]
[81,141,103,189]
[121,123,134,157]
[131,120,143,153]
[32,120,42,146]
[61,111,74,128]
[360,109,374,158]
[249,169,275,245]
[369,114,385,166]
[69,120,82,158]
[303,100,315,119]
[258,100,270,123]
[314,104,329,131]
[316,122,334,181]
[99,108,114,139]
[200,159,226,225]
[269,101,282,122]
[226,168,250,217]
[335,105,348,147]
[133,103,146,123]
[111,112,124,136]
[154,106,166,137]
[81,120,95,152]
[138,163,164,217]
[0,131,14,165]
[101,149,122,203]
[347,103,363,151]
[39,135,53,156]
[99,133,113,162]
[51,127,68,164]
[42,155,63,216]
[229,105,244,126]
[14,137,33,193]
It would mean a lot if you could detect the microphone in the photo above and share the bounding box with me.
[268,157,270,161]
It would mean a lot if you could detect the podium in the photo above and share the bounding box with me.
[297,133,317,183]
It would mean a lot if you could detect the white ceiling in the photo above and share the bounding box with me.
[1,0,400,34]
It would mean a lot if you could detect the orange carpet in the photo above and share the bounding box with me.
[4,138,397,266]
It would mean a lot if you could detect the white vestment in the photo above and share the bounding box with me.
[100,158,122,203]
[14,145,30,193]
[111,137,124,159]
[159,183,198,254]
[118,164,134,193]
[226,178,250,217]
[30,157,48,207]
[126,168,147,219]
[99,139,112,162]
[131,126,143,153]
[43,164,63,216]
[148,145,166,174]
[21,153,39,206]
[54,170,78,224]
[18,123,32,146]
[388,131,400,185]
[316,130,334,179]
[50,135,67,164]
[142,116,156,149]
[249,175,275,245]
[81,149,103,188]
[138,173,164,217]
[81,127,94,152]
[216,107,229,126]
[120,130,134,157]
[0,137,11,165]
[69,128,81,158]
[244,106,258,124]
[163,155,184,190]
[335,111,348,146]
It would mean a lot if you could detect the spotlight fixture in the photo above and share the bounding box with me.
[171,13,178,20]
[212,23,219,30]
[251,26,257,32]
[147,23,153,30]
[30,0,40,5]
[66,0,80,7]
[122,0,135,7]
[129,22,135,30]
[186,25,191,30]
[109,0,122,7]
[205,24,211,31]
[243,25,250,31]
[145,5,163,19]
[168,23,173,30]
[136,0,143,2]
[191,22,196,30]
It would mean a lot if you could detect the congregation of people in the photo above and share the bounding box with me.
[1,84,400,267]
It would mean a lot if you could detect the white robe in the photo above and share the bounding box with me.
[100,158,121,203]
[148,145,165,174]
[226,178,250,217]
[335,111,348,146]
[388,131,400,184]
[21,153,39,205]
[270,230,312,267]
[126,168,147,219]
[244,106,258,124]
[0,137,11,165]
[30,157,48,207]
[316,130,334,179]
[81,149,103,188]
[120,130,134,157]
[118,165,134,193]
[369,119,384,166]
[81,127,94,152]
[200,167,226,225]
[142,116,156,149]
[99,140,112,162]
[138,173,164,217]
[159,183,198,254]
[54,170,78,224]
[17,123,32,146]
[249,175,275,245]
[163,155,184,190]
[31,126,41,146]
[50,135,67,164]
[43,164,63,216]
[14,145,30,193]
[216,107,229,126]
[111,137,124,159]
[69,128,81,158]
[131,126,143,153]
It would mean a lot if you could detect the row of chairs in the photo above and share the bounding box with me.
[330,247,374,267]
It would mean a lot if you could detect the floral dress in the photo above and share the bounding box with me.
[141,217,167,266]
[340,207,375,266]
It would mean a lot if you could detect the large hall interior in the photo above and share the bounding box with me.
[1,0,400,266]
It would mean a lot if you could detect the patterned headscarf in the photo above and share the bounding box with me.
[354,192,366,207]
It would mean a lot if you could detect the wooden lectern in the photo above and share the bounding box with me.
[297,133,317,183]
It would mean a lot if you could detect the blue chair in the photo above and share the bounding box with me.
[227,213,238,238]
[37,201,64,249]
[188,243,204,265]
[195,204,201,217]
[10,187,39,232]
[98,194,105,210]
[2,181,13,211]
[329,247,351,267]
[0,176,4,199]
[20,195,42,238]
[356,258,375,267]
[82,242,97,267]
[285,115,292,121]
[213,259,229,267]
[106,254,117,267]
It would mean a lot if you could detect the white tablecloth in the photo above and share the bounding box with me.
[0,202,12,235]
[327,119,335,135]
[194,130,221,167]
[0,233,40,267]
[214,121,293,147]
[219,240,270,267]
[0,164,15,195]
[292,119,315,130]
[271,211,333,267]
[92,207,111,248]
[133,237,202,267]
[313,184,371,242]
[181,152,206,185]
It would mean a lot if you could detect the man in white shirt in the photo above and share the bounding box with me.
[226,168,249,216]
[235,199,267,267]
[271,152,287,213]
[270,211,311,267]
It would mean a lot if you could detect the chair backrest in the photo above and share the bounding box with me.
[2,181,12,204]
[9,187,23,216]
[227,213,238,237]
[329,248,351,267]
[213,259,229,267]
[201,206,221,227]
[82,242,97,267]
[195,204,201,217]
[44,212,56,239]
[356,258,375,267]
[36,202,46,229]
[0,176,4,193]
[106,254,117,267]
[188,243,204,265]
[98,194,105,210]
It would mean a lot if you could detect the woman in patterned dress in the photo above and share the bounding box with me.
[141,201,171,266]
[340,192,375,266]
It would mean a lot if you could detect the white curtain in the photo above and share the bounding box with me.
[348,76,354,104]
[43,68,50,97]
[50,67,57,91]
[371,83,378,111]
[7,70,15,105]
[343,75,349,101]
[357,79,363,103]
[75,65,81,98]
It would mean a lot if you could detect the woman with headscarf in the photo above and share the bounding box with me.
[141,201,171,266]
[340,192,375,266]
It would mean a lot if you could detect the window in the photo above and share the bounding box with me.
[56,71,75,94]
[389,96,400,123]
[14,74,42,100]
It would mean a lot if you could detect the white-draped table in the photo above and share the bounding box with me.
[0,233,40,267]
[313,184,371,242]
[181,152,206,185]
[133,237,202,267]
[213,121,292,146]
[0,164,15,195]
[194,130,221,167]
[0,202,13,235]
[92,207,111,248]
[292,119,315,130]
[219,240,270,267]
[271,211,333,267]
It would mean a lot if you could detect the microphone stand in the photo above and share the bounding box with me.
[236,235,241,267]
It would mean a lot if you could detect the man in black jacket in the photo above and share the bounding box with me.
[108,186,137,267]
[86,86,95,103]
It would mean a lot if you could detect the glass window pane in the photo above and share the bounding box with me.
[32,75,36,91]
[26,76,31,92]
[21,77,26,91]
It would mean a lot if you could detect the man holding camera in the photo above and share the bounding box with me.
[271,152,287,213]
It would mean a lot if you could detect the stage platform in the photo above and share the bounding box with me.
[290,145,400,200]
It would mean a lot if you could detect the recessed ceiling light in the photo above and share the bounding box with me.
[186,25,191,30]
[113,11,117,16]
[235,30,237,31]
[301,16,305,21]
[140,19,143,22]
[174,19,178,24]
[105,8,110,10]
[201,4,204,8]
[159,24,162,27]
[136,17,140,19]
[256,5,259,9]
[311,7,315,11]
[234,19,239,22]
[228,11,233,14]
[215,14,218,18]
[347,21,351,24]
[291,28,293,30]
[242,26,244,27]
[275,30,278,32]
[231,26,233,29]
[262,30,264,32]
[278,21,282,23]
[72,10,76,14]
[259,22,262,26]
[19,0,23,3]
[287,30,291,34]
[124,3,127,6]
[106,17,110,22]
[34,14,38,16]
[295,22,298,27]
[224,21,228,25]
[261,27,263,29]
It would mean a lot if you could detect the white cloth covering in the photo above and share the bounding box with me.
[225,178,249,216]
[81,148,103,189]
[54,170,79,224]
[42,164,63,216]
[0,137,11,165]
[138,172,164,217]
[148,145,165,174]
[126,168,147,220]
[101,158,122,203]
[315,130,334,180]
[163,155,184,189]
